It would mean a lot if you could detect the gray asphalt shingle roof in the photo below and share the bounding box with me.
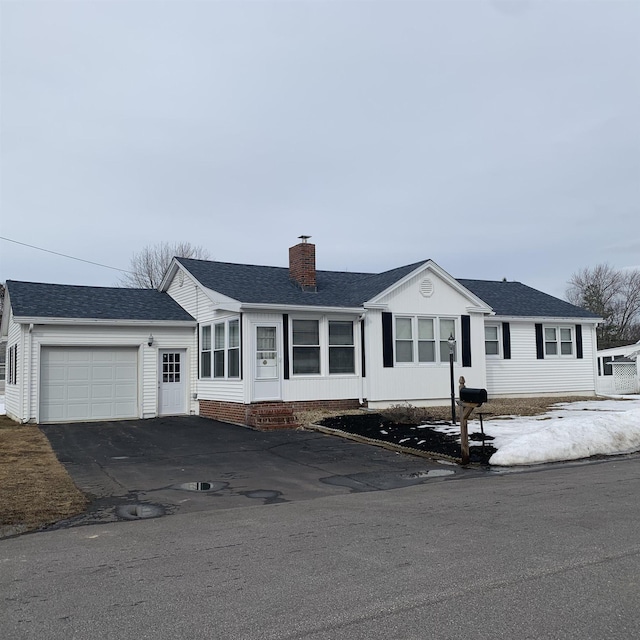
[176,257,425,308]
[5,262,597,322]
[457,279,599,319]
[179,258,597,318]
[6,280,195,321]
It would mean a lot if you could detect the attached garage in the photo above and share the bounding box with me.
[40,347,139,423]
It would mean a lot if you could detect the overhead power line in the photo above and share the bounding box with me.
[0,236,133,274]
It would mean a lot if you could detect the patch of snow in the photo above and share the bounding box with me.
[436,398,640,466]
[0,396,5,415]
[380,429,388,435]
[399,438,410,443]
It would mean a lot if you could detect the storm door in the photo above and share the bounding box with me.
[252,324,281,401]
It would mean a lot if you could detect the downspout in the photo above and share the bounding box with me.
[358,313,366,406]
[25,323,33,423]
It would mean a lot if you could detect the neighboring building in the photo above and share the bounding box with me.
[596,341,640,395]
[1,239,601,425]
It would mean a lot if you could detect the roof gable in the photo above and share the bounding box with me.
[6,280,195,322]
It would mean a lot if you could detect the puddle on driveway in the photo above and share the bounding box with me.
[116,503,164,520]
[171,481,229,492]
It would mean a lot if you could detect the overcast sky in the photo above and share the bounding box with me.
[1,0,638,299]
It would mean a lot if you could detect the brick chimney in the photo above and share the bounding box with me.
[289,236,316,291]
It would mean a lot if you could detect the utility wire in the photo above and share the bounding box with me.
[0,236,134,274]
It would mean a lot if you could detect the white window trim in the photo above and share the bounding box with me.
[394,316,457,366]
[289,316,358,377]
[484,324,502,359]
[544,325,575,358]
[200,317,241,379]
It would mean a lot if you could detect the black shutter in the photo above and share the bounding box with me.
[576,324,583,359]
[360,320,366,378]
[502,322,511,360]
[382,312,394,368]
[535,324,544,359]
[461,315,472,367]
[283,314,290,380]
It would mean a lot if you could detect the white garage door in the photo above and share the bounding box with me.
[40,347,138,423]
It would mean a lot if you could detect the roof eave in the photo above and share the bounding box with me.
[489,314,602,323]
[12,316,197,327]
[240,303,366,314]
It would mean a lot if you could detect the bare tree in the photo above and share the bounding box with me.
[566,264,640,348]
[119,242,211,289]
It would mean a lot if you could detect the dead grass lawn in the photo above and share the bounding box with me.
[0,415,88,534]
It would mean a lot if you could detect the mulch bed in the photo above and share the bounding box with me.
[318,413,496,465]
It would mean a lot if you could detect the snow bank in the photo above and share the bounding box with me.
[0,396,5,416]
[488,406,640,466]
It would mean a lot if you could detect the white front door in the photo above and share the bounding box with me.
[253,324,281,401]
[159,350,186,415]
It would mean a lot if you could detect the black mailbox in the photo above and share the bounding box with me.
[459,387,488,406]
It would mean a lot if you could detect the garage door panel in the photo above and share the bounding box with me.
[92,367,115,381]
[68,367,91,381]
[40,348,139,423]
[67,385,90,400]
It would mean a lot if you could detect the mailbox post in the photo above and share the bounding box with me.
[457,381,488,465]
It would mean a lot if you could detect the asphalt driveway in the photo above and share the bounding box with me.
[41,416,469,527]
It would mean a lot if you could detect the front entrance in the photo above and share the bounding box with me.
[252,324,281,401]
[159,350,186,415]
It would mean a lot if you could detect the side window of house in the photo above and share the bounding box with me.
[228,319,240,378]
[328,321,355,374]
[292,319,320,374]
[545,326,573,357]
[200,319,241,379]
[201,326,211,378]
[214,323,226,377]
[485,325,500,356]
[8,344,18,385]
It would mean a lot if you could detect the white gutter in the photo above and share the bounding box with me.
[239,303,366,314]
[488,315,602,324]
[13,317,197,327]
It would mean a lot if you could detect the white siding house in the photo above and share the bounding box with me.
[1,239,601,426]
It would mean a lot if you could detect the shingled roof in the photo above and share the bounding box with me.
[6,280,195,322]
[176,257,425,308]
[177,258,597,318]
[458,279,599,319]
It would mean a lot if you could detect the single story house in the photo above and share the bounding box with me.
[595,340,640,395]
[1,238,601,426]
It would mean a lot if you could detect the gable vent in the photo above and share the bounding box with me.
[420,278,434,297]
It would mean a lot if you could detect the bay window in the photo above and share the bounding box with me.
[200,326,211,378]
[200,318,241,379]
